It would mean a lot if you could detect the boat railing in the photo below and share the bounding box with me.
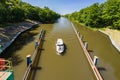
[0,58,12,71]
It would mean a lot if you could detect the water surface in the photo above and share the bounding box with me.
[34,18,96,80]
[74,22,120,80]
[3,18,97,80]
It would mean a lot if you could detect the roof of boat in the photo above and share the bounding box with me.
[57,39,63,45]
[0,72,12,80]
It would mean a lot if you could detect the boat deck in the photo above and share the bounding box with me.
[0,72,12,80]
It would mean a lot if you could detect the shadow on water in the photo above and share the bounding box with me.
[30,33,45,80]
[0,27,39,66]
[97,67,106,71]
[31,66,42,70]
[88,50,95,60]
[61,43,67,56]
[11,54,23,66]
[88,50,94,53]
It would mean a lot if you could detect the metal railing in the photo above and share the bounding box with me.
[0,58,12,71]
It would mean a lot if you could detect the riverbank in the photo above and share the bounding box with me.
[99,29,120,52]
[0,20,41,54]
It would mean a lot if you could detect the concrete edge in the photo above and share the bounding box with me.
[0,22,40,54]
[98,30,120,52]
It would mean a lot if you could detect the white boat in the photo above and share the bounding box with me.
[56,39,64,55]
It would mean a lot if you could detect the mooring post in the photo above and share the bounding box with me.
[39,29,44,40]
[80,35,83,40]
[35,40,38,49]
[26,55,32,67]
[93,56,98,66]
[41,29,44,40]
[78,32,80,36]
[84,42,88,49]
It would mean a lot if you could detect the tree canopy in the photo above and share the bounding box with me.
[0,0,60,23]
[65,0,120,30]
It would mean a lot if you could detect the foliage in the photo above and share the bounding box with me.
[65,0,120,30]
[0,0,60,23]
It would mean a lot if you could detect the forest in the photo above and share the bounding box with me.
[65,0,120,30]
[0,0,60,23]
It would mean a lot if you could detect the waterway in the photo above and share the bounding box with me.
[1,17,97,80]
[2,17,120,80]
[34,18,96,80]
[74,22,120,80]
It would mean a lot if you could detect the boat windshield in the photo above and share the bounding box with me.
[57,44,63,46]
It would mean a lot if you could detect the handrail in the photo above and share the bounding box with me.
[0,59,12,70]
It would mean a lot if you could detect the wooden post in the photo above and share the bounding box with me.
[84,42,88,49]
[35,40,38,49]
[80,35,83,40]
[93,56,98,66]
[78,32,80,36]
[26,55,32,67]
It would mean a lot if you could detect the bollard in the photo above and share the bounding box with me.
[84,42,88,49]
[39,29,44,40]
[39,29,43,39]
[78,32,80,36]
[39,34,42,40]
[26,55,32,67]
[35,40,38,49]
[93,56,98,66]
[41,29,44,39]
[80,35,83,40]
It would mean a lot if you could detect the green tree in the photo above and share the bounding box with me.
[66,0,120,30]
[0,0,60,23]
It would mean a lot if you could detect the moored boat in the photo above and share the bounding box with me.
[0,58,14,80]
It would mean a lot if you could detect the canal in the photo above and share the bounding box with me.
[34,18,96,80]
[2,17,120,80]
[74,22,120,80]
[2,17,96,80]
